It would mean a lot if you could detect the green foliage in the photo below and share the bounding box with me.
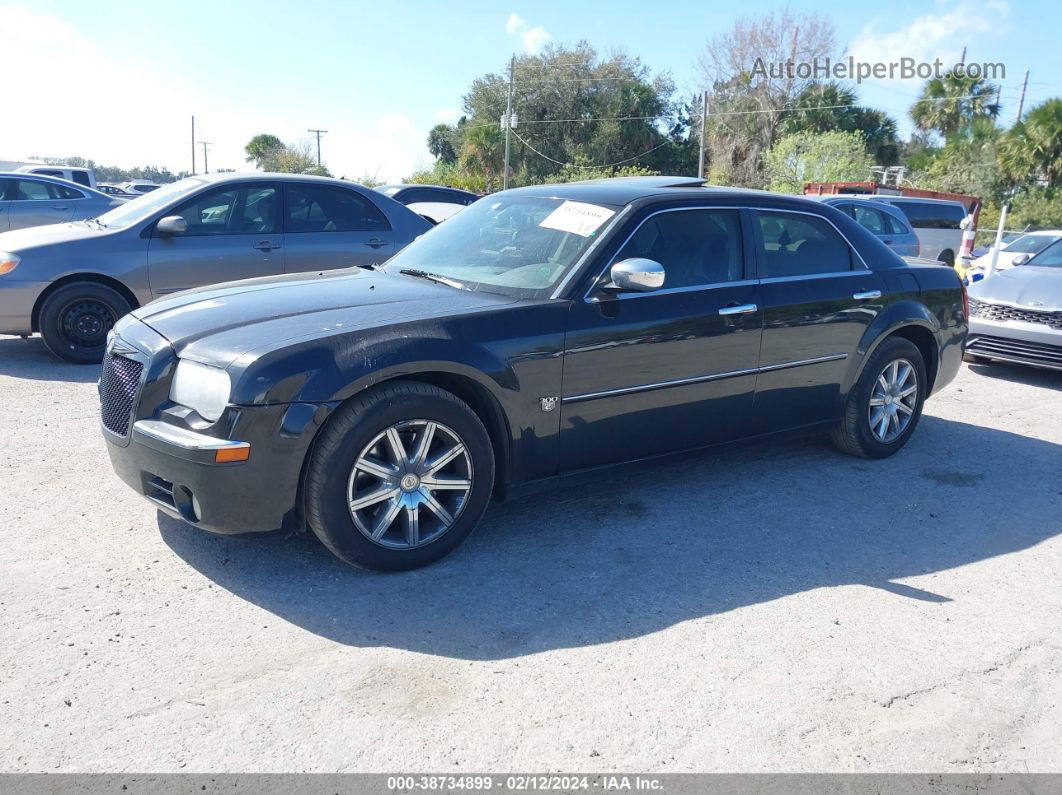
[999,98,1062,192]
[422,43,694,188]
[781,82,901,166]
[347,173,384,188]
[542,163,659,184]
[244,134,284,168]
[911,73,1000,139]
[906,117,1005,201]
[765,130,873,194]
[404,162,487,193]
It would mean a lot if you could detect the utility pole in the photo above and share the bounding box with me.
[191,116,196,175]
[307,128,328,167]
[201,141,212,174]
[503,54,515,191]
[1014,70,1029,123]
[697,91,709,179]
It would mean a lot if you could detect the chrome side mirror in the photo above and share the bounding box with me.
[1011,253,1030,266]
[607,258,666,293]
[156,215,188,236]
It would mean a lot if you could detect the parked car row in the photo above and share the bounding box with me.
[94,176,967,570]
[0,172,124,231]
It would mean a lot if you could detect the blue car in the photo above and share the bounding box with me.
[812,196,921,258]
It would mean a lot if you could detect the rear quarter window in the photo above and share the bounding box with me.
[889,201,966,230]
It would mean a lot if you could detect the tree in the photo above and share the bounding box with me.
[765,130,874,194]
[697,9,839,187]
[999,98,1062,191]
[907,117,1005,201]
[781,82,900,165]
[244,134,284,169]
[458,124,505,192]
[427,123,459,164]
[911,73,1000,139]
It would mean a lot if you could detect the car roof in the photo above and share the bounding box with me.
[869,195,966,206]
[0,171,96,189]
[195,171,382,191]
[380,183,477,194]
[505,176,834,210]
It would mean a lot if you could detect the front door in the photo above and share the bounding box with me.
[283,182,395,272]
[750,209,886,433]
[560,207,763,472]
[146,182,285,296]
[7,178,77,229]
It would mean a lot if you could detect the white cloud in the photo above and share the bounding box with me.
[504,12,552,54]
[849,1,1009,82]
[434,109,462,123]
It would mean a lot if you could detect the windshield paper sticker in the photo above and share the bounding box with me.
[539,201,616,237]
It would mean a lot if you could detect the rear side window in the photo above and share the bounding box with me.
[852,205,886,235]
[888,201,966,230]
[13,180,53,200]
[54,184,84,200]
[882,213,909,236]
[757,211,853,277]
[616,208,744,288]
[70,171,91,187]
[284,184,390,233]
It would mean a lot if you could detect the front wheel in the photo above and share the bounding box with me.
[304,381,495,571]
[39,281,131,364]
[831,337,927,458]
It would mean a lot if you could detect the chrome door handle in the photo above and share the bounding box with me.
[364,238,388,248]
[853,290,882,300]
[718,303,757,316]
[52,205,69,210]
[253,241,282,251]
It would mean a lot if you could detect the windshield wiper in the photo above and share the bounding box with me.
[398,269,467,290]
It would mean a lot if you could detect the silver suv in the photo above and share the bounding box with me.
[0,173,431,362]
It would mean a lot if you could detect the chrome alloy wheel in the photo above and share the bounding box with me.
[347,420,473,549]
[868,358,918,443]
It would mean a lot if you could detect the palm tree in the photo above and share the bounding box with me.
[911,73,1001,138]
[1000,98,1062,190]
[244,134,284,169]
[459,125,505,191]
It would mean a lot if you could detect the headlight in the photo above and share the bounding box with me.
[169,359,231,422]
[0,252,20,276]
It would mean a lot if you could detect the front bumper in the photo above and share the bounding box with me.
[105,403,327,534]
[0,279,49,335]
[967,316,1062,371]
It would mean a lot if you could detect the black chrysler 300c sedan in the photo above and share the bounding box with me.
[101,177,967,570]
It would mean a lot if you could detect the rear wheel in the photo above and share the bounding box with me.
[938,249,955,267]
[831,337,927,458]
[304,381,495,571]
[39,282,131,364]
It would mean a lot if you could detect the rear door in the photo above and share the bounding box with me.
[7,179,78,229]
[146,182,285,296]
[283,182,394,272]
[751,209,886,433]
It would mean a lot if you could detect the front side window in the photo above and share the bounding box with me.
[757,211,853,277]
[170,185,277,236]
[383,195,622,298]
[1026,239,1062,268]
[615,209,744,289]
[284,184,390,233]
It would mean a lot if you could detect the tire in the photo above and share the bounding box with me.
[938,250,955,267]
[39,281,131,364]
[831,337,927,459]
[304,381,495,571]
[963,352,990,365]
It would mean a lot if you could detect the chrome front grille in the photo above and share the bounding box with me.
[969,298,1062,329]
[99,351,143,436]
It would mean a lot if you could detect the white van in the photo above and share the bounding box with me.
[15,164,97,189]
[868,196,970,266]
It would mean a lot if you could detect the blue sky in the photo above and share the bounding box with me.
[5,0,1060,180]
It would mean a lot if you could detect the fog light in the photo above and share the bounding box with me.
[215,445,250,463]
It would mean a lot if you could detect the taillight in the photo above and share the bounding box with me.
[961,279,969,321]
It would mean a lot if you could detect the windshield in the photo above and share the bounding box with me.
[1005,234,1060,255]
[383,195,621,298]
[1024,239,1062,268]
[95,178,207,228]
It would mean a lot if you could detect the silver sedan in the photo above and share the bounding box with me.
[966,238,1062,371]
[0,172,124,231]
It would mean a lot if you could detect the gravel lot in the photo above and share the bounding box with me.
[1,333,1061,773]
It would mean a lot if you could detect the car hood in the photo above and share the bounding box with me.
[130,268,518,367]
[969,266,1062,312]
[0,221,113,252]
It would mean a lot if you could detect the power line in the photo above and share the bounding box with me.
[509,128,672,170]
[307,128,328,167]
